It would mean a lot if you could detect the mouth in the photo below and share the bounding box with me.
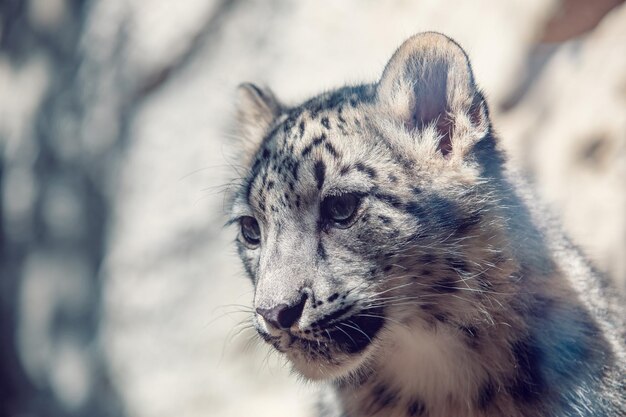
[255,307,385,379]
[323,307,385,353]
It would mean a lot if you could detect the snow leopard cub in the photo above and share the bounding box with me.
[229,32,625,417]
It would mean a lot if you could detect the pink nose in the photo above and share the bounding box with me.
[256,295,307,329]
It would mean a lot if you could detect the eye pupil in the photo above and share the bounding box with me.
[241,216,261,245]
[323,193,359,225]
[331,199,352,220]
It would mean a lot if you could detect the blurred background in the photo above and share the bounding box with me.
[0,0,624,416]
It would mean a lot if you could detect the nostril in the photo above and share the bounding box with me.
[256,304,287,329]
[277,294,307,329]
[257,293,308,330]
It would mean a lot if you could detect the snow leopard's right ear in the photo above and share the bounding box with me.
[236,83,282,158]
[376,32,489,158]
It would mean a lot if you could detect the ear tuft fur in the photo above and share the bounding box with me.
[236,83,281,159]
[376,32,488,157]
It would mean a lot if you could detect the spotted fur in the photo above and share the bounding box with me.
[229,33,626,417]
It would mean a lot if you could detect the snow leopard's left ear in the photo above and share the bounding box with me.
[376,32,489,157]
[236,83,282,159]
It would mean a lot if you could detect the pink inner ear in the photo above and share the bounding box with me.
[410,101,454,157]
[406,67,455,157]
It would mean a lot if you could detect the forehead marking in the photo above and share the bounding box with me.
[314,160,326,190]
[324,141,340,159]
[301,133,327,158]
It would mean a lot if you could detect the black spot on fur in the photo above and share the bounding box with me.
[407,399,425,416]
[312,305,353,328]
[492,253,508,265]
[317,241,327,261]
[324,142,339,158]
[321,117,330,129]
[432,277,458,293]
[460,325,480,349]
[251,157,261,172]
[528,295,555,321]
[378,215,391,224]
[434,313,448,323]
[291,161,300,181]
[405,201,427,219]
[455,213,482,235]
[447,257,470,274]
[309,103,323,119]
[510,337,546,402]
[477,277,493,293]
[477,379,496,409]
[257,331,273,343]
[373,192,403,208]
[420,253,436,265]
[426,196,465,230]
[355,162,377,179]
[327,293,339,303]
[312,133,327,146]
[282,113,298,132]
[371,384,397,410]
[299,120,305,137]
[314,160,326,190]
[339,165,350,176]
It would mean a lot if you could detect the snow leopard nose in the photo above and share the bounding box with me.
[256,293,307,330]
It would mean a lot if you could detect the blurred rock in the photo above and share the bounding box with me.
[1,0,126,415]
[501,2,626,291]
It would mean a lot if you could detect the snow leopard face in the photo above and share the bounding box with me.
[230,33,503,381]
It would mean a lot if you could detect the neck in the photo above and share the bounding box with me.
[331,265,613,417]
[334,317,516,417]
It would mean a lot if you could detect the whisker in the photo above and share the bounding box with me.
[341,321,372,344]
[333,324,357,346]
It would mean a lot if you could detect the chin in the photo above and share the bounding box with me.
[286,339,380,381]
[257,308,386,381]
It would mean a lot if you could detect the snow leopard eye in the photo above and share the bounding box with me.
[240,216,261,246]
[321,193,361,228]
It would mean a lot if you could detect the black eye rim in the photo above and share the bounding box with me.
[321,192,364,228]
[240,216,261,247]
